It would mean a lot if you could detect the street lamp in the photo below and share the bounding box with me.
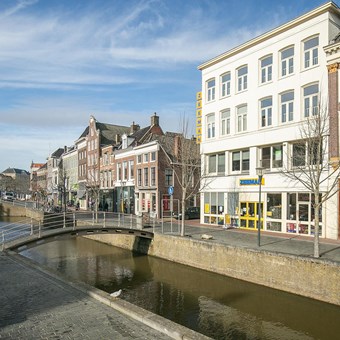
[256,167,265,247]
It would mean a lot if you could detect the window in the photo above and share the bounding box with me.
[304,36,319,68]
[260,55,272,83]
[151,167,156,186]
[207,114,215,138]
[237,66,248,92]
[261,145,283,169]
[260,97,272,127]
[117,163,122,181]
[281,46,294,76]
[281,91,294,123]
[143,168,149,186]
[237,105,247,132]
[220,109,230,136]
[137,169,142,186]
[151,152,156,161]
[207,153,225,174]
[303,84,319,117]
[137,155,142,164]
[232,149,249,172]
[165,169,173,186]
[123,161,128,180]
[292,142,306,167]
[143,153,149,163]
[207,79,215,101]
[129,160,134,179]
[221,72,231,97]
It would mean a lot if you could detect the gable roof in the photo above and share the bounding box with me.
[96,122,130,146]
[2,168,30,176]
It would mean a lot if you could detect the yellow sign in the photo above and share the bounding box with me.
[196,109,202,117]
[196,117,202,126]
[196,92,202,100]
[196,100,202,109]
[204,203,210,214]
[196,127,202,135]
[196,91,202,144]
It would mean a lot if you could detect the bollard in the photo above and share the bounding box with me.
[118,213,121,227]
[103,212,106,228]
[63,212,66,228]
[38,221,41,238]
[92,211,95,226]
[1,231,4,251]
[73,213,76,230]
[130,214,133,228]
[30,218,33,235]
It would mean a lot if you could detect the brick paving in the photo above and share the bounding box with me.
[0,253,173,340]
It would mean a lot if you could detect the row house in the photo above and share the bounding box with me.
[198,2,340,239]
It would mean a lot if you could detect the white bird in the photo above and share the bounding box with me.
[110,289,122,298]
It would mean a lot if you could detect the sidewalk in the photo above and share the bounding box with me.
[165,219,340,263]
[0,252,209,340]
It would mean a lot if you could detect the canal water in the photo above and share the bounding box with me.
[15,236,340,340]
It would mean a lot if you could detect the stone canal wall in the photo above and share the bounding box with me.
[87,233,340,306]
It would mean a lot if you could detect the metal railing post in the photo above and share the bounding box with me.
[130,214,133,229]
[92,211,95,226]
[73,212,76,230]
[103,212,106,228]
[118,213,121,227]
[38,221,41,238]
[30,218,33,235]
[63,212,66,228]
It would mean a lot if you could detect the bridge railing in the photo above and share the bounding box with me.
[0,211,157,250]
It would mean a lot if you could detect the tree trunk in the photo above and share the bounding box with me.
[313,200,320,258]
[180,189,186,237]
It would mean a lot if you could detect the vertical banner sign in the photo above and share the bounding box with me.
[196,91,202,144]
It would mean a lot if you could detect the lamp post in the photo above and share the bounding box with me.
[256,167,265,247]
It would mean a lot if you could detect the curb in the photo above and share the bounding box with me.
[6,251,211,340]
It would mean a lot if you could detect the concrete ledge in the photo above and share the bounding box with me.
[7,251,211,340]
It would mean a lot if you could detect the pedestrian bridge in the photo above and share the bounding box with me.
[0,211,155,252]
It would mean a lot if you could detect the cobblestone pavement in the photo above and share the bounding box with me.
[0,253,172,340]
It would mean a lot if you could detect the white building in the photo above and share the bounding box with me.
[198,2,340,239]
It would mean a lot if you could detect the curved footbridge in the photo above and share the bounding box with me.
[5,226,154,252]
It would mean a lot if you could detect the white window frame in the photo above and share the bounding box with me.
[260,144,283,170]
[221,72,231,97]
[280,46,294,77]
[207,78,216,102]
[231,149,250,173]
[260,55,273,84]
[303,83,319,118]
[237,105,247,133]
[237,65,248,92]
[280,91,294,123]
[207,113,215,139]
[304,36,319,69]
[260,97,272,127]
[220,109,230,136]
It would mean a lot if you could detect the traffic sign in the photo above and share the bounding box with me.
[168,186,174,196]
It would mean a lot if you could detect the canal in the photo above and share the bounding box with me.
[17,236,340,340]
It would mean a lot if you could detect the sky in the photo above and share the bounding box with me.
[0,0,329,172]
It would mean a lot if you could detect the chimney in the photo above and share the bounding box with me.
[115,134,121,144]
[130,121,140,134]
[151,112,159,126]
[174,135,181,158]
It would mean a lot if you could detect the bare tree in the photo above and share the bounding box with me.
[86,165,101,221]
[281,101,340,258]
[159,117,202,236]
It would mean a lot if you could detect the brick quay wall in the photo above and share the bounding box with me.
[87,233,340,306]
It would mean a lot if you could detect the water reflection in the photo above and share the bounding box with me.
[21,237,340,340]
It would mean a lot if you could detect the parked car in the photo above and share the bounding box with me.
[3,191,15,201]
[176,207,200,220]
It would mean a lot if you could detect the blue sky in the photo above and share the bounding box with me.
[0,0,328,172]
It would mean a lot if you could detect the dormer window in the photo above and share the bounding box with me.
[122,134,128,149]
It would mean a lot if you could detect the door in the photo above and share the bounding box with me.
[298,203,309,234]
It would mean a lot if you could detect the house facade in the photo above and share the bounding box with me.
[198,2,340,239]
